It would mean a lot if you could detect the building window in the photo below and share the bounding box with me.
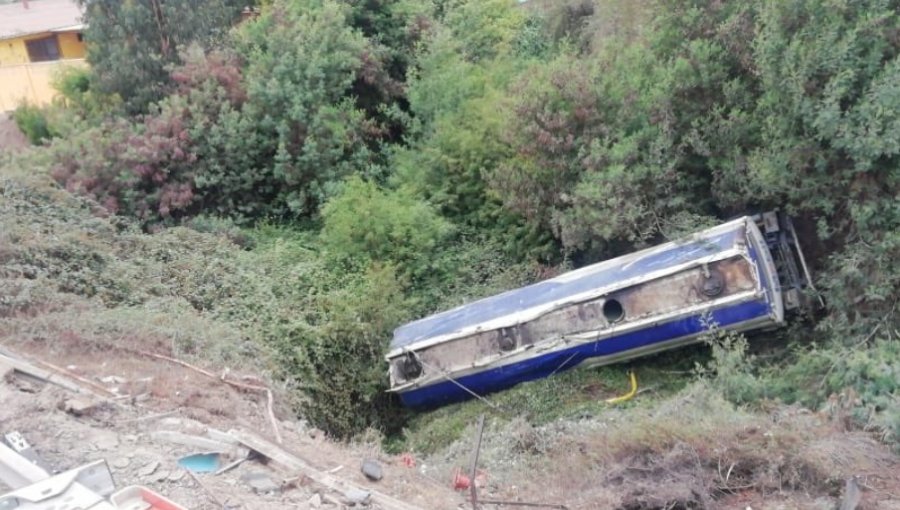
[25,36,61,62]
[77,32,83,42]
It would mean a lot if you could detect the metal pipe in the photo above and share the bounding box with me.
[472,498,569,509]
[469,414,486,509]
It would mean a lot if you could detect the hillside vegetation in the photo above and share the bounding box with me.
[3,0,898,463]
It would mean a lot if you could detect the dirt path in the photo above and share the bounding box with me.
[0,343,460,509]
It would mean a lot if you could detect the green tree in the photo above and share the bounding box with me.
[320,176,453,282]
[236,0,382,216]
[80,0,246,114]
[394,2,553,258]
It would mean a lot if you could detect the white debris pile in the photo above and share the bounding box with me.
[0,349,435,510]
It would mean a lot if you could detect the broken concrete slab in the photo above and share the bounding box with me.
[205,427,241,446]
[111,457,130,469]
[229,429,423,510]
[149,470,170,483]
[150,431,234,453]
[61,397,99,417]
[0,359,13,380]
[88,430,120,451]
[241,471,281,494]
[138,460,160,477]
[361,459,382,481]
[0,352,110,398]
[344,488,371,505]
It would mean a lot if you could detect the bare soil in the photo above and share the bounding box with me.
[2,337,899,510]
[0,341,461,510]
[0,113,27,153]
[468,406,900,510]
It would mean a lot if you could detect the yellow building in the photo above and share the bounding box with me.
[0,0,86,111]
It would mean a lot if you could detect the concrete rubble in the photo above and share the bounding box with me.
[0,349,451,509]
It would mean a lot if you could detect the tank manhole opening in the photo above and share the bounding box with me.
[399,354,422,379]
[603,299,624,323]
[702,270,725,297]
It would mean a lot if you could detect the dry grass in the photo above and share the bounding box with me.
[421,385,900,509]
[0,164,280,395]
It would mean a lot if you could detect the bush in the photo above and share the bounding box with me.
[82,0,246,114]
[320,176,453,282]
[295,265,410,438]
[237,0,381,217]
[48,47,256,226]
[208,229,413,438]
[12,104,54,145]
[51,67,122,121]
[696,314,762,405]
[396,15,554,259]
[766,338,900,449]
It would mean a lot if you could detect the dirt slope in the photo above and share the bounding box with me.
[0,342,460,509]
[0,113,27,153]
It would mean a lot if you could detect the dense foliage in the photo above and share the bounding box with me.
[79,0,247,114]
[7,0,898,442]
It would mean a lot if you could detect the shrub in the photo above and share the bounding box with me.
[696,314,762,405]
[48,47,255,226]
[320,176,453,282]
[396,18,554,259]
[296,265,411,438]
[47,109,197,225]
[12,104,54,145]
[237,0,381,217]
[51,67,122,121]
[82,0,246,114]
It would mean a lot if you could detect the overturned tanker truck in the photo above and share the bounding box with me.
[386,212,815,409]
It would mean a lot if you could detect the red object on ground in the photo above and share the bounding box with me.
[452,467,490,491]
[400,452,416,468]
[452,467,471,491]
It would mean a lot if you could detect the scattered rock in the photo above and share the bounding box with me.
[138,460,160,477]
[100,375,127,385]
[360,459,383,481]
[159,417,183,429]
[89,431,119,451]
[61,397,98,417]
[0,360,14,380]
[111,457,130,469]
[343,488,371,505]
[308,493,322,508]
[151,430,233,452]
[241,471,280,494]
[324,494,345,507]
[168,470,186,482]
[149,470,170,483]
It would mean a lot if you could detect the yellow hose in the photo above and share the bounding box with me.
[605,370,638,404]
